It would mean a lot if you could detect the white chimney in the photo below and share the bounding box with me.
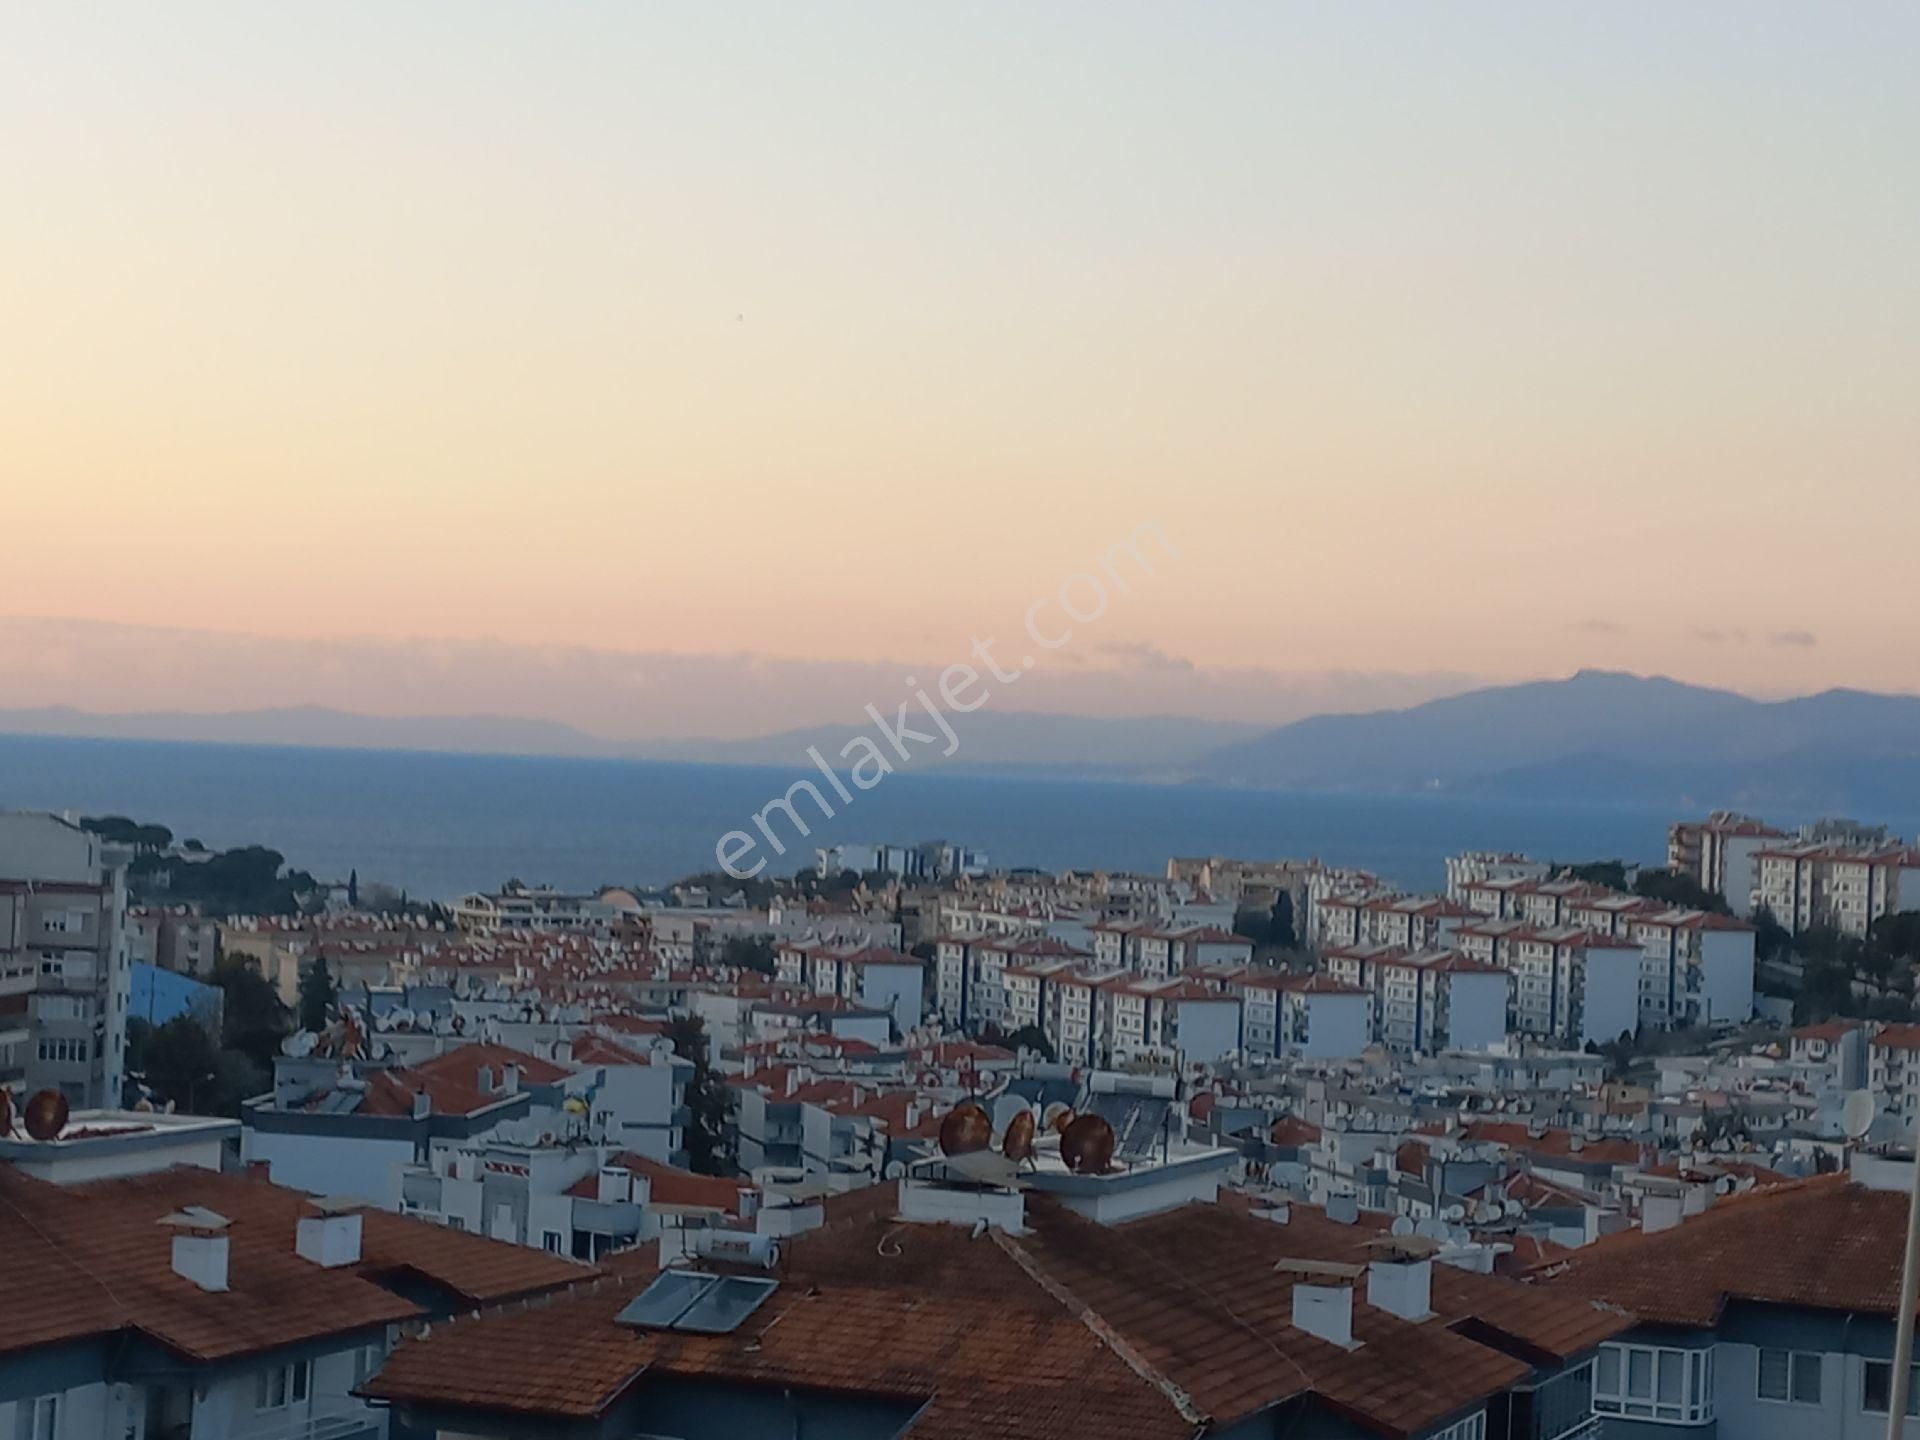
[161,1207,231,1293]
[477,1065,495,1094]
[296,1197,365,1268]
[1366,1238,1436,1322]
[412,1089,432,1120]
[1282,1262,1360,1349]
[597,1166,633,1205]
[1642,1191,1684,1234]
[502,1064,520,1094]
[1325,1194,1359,1225]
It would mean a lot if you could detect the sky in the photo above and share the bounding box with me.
[2,4,1916,736]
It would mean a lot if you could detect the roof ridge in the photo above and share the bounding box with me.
[988,1228,1208,1428]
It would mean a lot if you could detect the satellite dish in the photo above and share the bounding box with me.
[1061,1113,1117,1175]
[23,1089,69,1141]
[1391,1216,1415,1238]
[1842,1090,1875,1140]
[1002,1109,1037,1163]
[1043,1101,1074,1134]
[938,1101,992,1157]
[1415,1217,1449,1240]
[1443,1203,1466,1222]
[884,1160,907,1180]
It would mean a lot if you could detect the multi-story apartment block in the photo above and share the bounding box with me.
[1867,1024,1920,1122]
[1444,851,1550,902]
[1667,813,1785,917]
[1753,842,1920,938]
[1320,945,1507,1054]
[0,811,132,1108]
[1450,924,1644,1047]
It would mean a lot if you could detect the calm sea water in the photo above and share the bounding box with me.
[0,734,1675,900]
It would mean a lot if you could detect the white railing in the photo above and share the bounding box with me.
[225,1408,385,1440]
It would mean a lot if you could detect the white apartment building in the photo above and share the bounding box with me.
[0,811,132,1108]
[1444,851,1550,903]
[1667,813,1784,918]
[1753,843,1920,938]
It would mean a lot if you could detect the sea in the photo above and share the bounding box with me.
[0,733,1679,901]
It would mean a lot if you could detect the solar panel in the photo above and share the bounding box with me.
[614,1270,779,1335]
[615,1270,719,1329]
[1089,1093,1173,1162]
[674,1275,780,1334]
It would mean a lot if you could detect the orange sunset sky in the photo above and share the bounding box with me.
[2,5,1916,738]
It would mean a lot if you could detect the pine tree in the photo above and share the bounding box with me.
[298,956,338,1034]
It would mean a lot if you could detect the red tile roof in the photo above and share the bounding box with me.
[564,1154,754,1215]
[363,1190,1625,1438]
[1540,1176,1911,1327]
[0,1166,586,1362]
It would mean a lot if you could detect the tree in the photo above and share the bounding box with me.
[1565,860,1630,891]
[140,1016,224,1113]
[1233,893,1296,951]
[347,868,359,908]
[720,936,777,975]
[1631,867,1728,914]
[214,956,293,1072]
[298,956,338,1033]
[1001,1024,1055,1062]
[668,1015,734,1176]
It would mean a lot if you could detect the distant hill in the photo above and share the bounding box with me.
[630,711,1262,773]
[0,705,616,757]
[1193,670,1920,813]
[0,704,1259,774]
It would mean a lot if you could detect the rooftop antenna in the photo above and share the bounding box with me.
[1842,1090,1875,1141]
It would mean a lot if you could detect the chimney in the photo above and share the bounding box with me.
[477,1065,495,1094]
[1366,1237,1436,1322]
[502,1063,520,1094]
[296,1197,364,1268]
[1281,1261,1361,1348]
[412,1088,432,1121]
[597,1165,633,1205]
[1325,1193,1359,1226]
[161,1208,231,1292]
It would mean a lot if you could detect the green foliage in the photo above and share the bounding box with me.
[668,1014,734,1177]
[298,956,338,1033]
[999,1023,1055,1062]
[1233,893,1296,951]
[1564,859,1629,890]
[719,935,777,975]
[347,868,359,908]
[214,955,293,1072]
[80,815,174,852]
[1631,867,1728,914]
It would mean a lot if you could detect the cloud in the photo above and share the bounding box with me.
[1691,627,1749,646]
[1568,618,1626,636]
[1097,641,1195,673]
[1770,629,1818,648]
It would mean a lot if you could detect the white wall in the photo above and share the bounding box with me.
[856,964,923,1037]
[1582,946,1643,1047]
[242,1128,415,1207]
[1445,972,1507,1052]
[1700,930,1757,1027]
[1172,999,1241,1066]
[1302,992,1369,1060]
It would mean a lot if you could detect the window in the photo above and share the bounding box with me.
[354,1340,385,1386]
[1594,1342,1713,1424]
[1863,1359,1920,1416]
[1428,1412,1486,1440]
[1758,1347,1822,1406]
[254,1361,310,1410]
[15,1396,57,1440]
[542,1230,564,1253]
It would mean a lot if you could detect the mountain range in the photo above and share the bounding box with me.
[4,671,1919,815]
